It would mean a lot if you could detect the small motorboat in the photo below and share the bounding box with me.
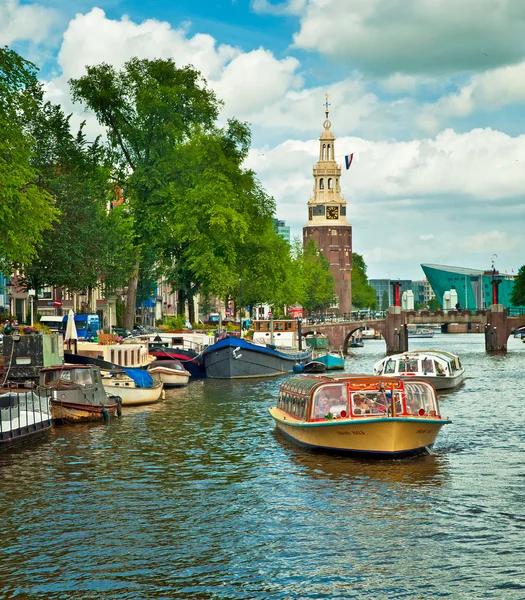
[314,352,345,370]
[148,359,191,387]
[41,365,121,423]
[269,374,451,458]
[293,360,327,374]
[373,350,465,391]
[0,386,53,448]
[101,368,164,406]
[349,340,364,348]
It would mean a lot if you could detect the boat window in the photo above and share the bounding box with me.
[274,322,283,331]
[404,382,438,415]
[404,359,419,373]
[422,359,434,374]
[383,360,395,374]
[74,369,93,385]
[434,361,446,376]
[311,385,347,419]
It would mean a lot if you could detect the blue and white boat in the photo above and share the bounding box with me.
[202,337,312,379]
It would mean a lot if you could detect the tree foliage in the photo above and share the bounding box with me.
[381,290,389,311]
[351,253,377,309]
[19,104,136,296]
[297,239,336,314]
[0,46,58,265]
[510,266,525,306]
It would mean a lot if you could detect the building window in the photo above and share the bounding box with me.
[38,286,52,299]
[328,178,333,189]
[319,178,324,190]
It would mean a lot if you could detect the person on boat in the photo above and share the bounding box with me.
[353,394,371,415]
[314,394,332,418]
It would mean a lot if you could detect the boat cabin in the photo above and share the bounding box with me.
[277,375,442,422]
[40,364,103,388]
[376,350,462,378]
[253,319,299,348]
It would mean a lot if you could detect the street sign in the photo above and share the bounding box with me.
[53,300,62,307]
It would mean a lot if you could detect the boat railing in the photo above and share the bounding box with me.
[0,385,52,437]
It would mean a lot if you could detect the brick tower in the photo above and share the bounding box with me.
[303,99,352,314]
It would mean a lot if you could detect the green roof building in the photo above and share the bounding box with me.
[421,264,522,314]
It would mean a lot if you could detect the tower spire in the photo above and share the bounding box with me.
[324,93,330,119]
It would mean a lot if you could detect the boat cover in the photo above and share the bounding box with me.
[123,368,155,388]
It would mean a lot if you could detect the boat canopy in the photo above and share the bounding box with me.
[277,375,441,423]
[123,368,154,388]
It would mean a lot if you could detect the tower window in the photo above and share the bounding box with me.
[328,178,333,189]
[319,178,324,190]
[327,144,331,160]
[336,178,339,191]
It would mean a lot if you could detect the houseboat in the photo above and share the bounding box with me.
[252,319,301,348]
[41,364,121,423]
[269,375,451,458]
[0,386,53,449]
[373,350,465,391]
[202,336,311,379]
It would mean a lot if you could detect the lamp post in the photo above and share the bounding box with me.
[5,280,14,318]
[28,289,36,327]
[239,276,242,337]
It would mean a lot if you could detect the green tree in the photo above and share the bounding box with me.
[381,290,389,311]
[428,296,441,310]
[0,46,58,265]
[510,266,525,306]
[351,253,377,309]
[299,239,336,314]
[70,58,221,329]
[20,106,136,298]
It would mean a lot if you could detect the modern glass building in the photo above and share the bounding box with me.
[421,264,521,312]
[273,219,291,244]
[369,279,413,309]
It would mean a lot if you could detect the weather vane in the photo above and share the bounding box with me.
[324,93,330,118]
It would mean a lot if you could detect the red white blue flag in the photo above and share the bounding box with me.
[345,154,354,170]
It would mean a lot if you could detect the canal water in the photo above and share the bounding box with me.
[1,334,525,599]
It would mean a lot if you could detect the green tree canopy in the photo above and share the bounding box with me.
[381,290,389,311]
[351,253,377,309]
[298,239,336,314]
[0,46,58,265]
[510,266,525,306]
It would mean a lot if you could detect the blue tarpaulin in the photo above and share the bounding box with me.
[123,368,154,388]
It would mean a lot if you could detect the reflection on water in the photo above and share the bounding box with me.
[0,334,525,599]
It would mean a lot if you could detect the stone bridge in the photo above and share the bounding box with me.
[303,305,525,354]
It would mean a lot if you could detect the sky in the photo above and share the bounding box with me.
[3,0,525,280]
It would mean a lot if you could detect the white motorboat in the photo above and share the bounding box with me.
[373,349,465,391]
[101,369,164,406]
[148,359,190,387]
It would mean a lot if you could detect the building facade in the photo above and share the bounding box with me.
[303,105,352,314]
[273,219,291,244]
[369,279,413,309]
[421,263,522,312]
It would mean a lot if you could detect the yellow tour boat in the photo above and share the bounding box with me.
[269,374,451,458]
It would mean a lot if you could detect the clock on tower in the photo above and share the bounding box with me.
[326,206,339,220]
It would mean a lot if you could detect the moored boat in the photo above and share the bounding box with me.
[373,350,465,391]
[408,328,435,339]
[202,336,312,379]
[293,360,326,374]
[148,359,190,387]
[101,368,164,406]
[148,346,205,379]
[41,365,121,423]
[314,352,345,370]
[0,386,53,449]
[269,375,451,458]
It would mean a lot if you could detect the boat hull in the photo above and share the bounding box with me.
[150,349,205,379]
[269,407,449,458]
[203,337,311,379]
[314,353,345,370]
[102,381,163,406]
[51,400,118,423]
[148,367,190,387]
[401,372,465,390]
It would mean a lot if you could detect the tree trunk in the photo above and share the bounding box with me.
[123,261,140,331]
[187,288,195,323]
[177,288,186,318]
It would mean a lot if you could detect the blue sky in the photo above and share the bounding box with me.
[3,0,525,279]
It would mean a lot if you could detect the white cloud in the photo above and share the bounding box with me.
[420,60,525,129]
[212,49,301,117]
[458,231,522,253]
[419,234,435,241]
[0,0,59,45]
[291,0,525,76]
